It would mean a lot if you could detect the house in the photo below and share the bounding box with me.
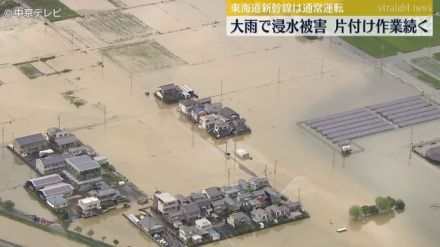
[236,192,252,204]
[138,215,164,235]
[197,98,212,105]
[13,133,47,155]
[218,107,240,122]
[230,118,250,135]
[68,145,95,156]
[266,205,289,218]
[92,156,108,165]
[46,195,68,209]
[77,197,101,217]
[263,187,281,204]
[251,190,267,200]
[195,218,212,230]
[189,192,210,210]
[227,212,251,228]
[35,153,75,175]
[284,200,302,212]
[244,198,266,210]
[205,102,223,114]
[210,199,226,214]
[179,225,199,242]
[224,197,240,212]
[164,210,185,225]
[179,99,197,115]
[26,174,64,191]
[251,208,273,223]
[53,135,81,152]
[87,187,126,205]
[181,203,201,222]
[238,179,250,191]
[153,192,178,215]
[221,185,242,198]
[175,194,189,205]
[249,177,269,190]
[213,121,232,138]
[62,155,101,190]
[190,106,207,122]
[38,182,74,200]
[202,187,224,201]
[199,114,218,131]
[46,127,70,140]
[206,229,220,241]
[155,84,195,104]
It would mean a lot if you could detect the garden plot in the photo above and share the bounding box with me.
[77,11,152,44]
[15,62,44,79]
[59,0,116,15]
[101,41,186,73]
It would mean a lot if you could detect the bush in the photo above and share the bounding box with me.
[1,200,15,210]
[395,199,405,210]
[349,205,362,219]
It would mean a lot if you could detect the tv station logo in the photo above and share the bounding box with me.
[226,0,434,36]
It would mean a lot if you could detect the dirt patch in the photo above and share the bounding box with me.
[101,41,186,72]
[61,90,87,108]
[77,11,152,44]
[15,63,44,79]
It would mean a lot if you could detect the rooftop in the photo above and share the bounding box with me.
[155,192,177,203]
[54,135,79,146]
[78,197,99,204]
[27,174,63,188]
[39,153,75,167]
[66,155,100,172]
[15,133,46,147]
[39,182,74,197]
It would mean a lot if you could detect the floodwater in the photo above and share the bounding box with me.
[1,0,440,247]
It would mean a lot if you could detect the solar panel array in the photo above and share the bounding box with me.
[371,96,440,128]
[305,108,394,146]
[304,95,440,146]
[39,182,73,197]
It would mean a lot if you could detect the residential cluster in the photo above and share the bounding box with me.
[127,177,308,247]
[10,128,130,219]
[154,83,251,138]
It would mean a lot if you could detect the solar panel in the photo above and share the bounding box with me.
[370,96,422,110]
[310,111,372,128]
[380,102,431,116]
[306,108,366,125]
[392,109,440,123]
[326,122,389,139]
[374,98,427,113]
[320,118,384,135]
[397,114,440,127]
[331,125,394,142]
[316,115,379,131]
[386,105,437,119]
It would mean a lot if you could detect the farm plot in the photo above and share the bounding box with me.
[77,11,152,44]
[15,62,44,79]
[101,41,186,73]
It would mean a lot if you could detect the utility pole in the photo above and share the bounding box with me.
[103,105,107,125]
[57,114,61,129]
[71,32,74,52]
[2,126,4,148]
[274,160,277,174]
[220,79,223,104]
[264,164,267,177]
[320,57,324,79]
[233,135,237,167]
[130,72,133,95]
[225,139,228,156]
[228,168,231,185]
[191,124,195,147]
[409,127,414,165]
[298,187,301,202]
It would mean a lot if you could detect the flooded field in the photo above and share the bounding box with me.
[1,0,440,247]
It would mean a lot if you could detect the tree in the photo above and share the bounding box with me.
[349,205,362,219]
[386,196,396,208]
[102,236,107,242]
[87,229,94,238]
[74,226,83,234]
[395,199,405,210]
[1,200,15,210]
[375,197,392,212]
[113,239,119,247]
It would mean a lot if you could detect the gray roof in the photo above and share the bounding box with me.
[15,133,46,147]
[139,216,163,230]
[211,199,225,207]
[179,99,196,107]
[197,98,211,105]
[219,107,239,119]
[39,182,74,197]
[182,203,200,214]
[66,155,100,172]
[179,225,198,235]
[46,195,67,206]
[159,83,177,92]
[39,153,75,167]
[27,174,63,188]
[54,135,79,146]
[204,187,223,199]
[229,212,250,221]
[189,192,208,202]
